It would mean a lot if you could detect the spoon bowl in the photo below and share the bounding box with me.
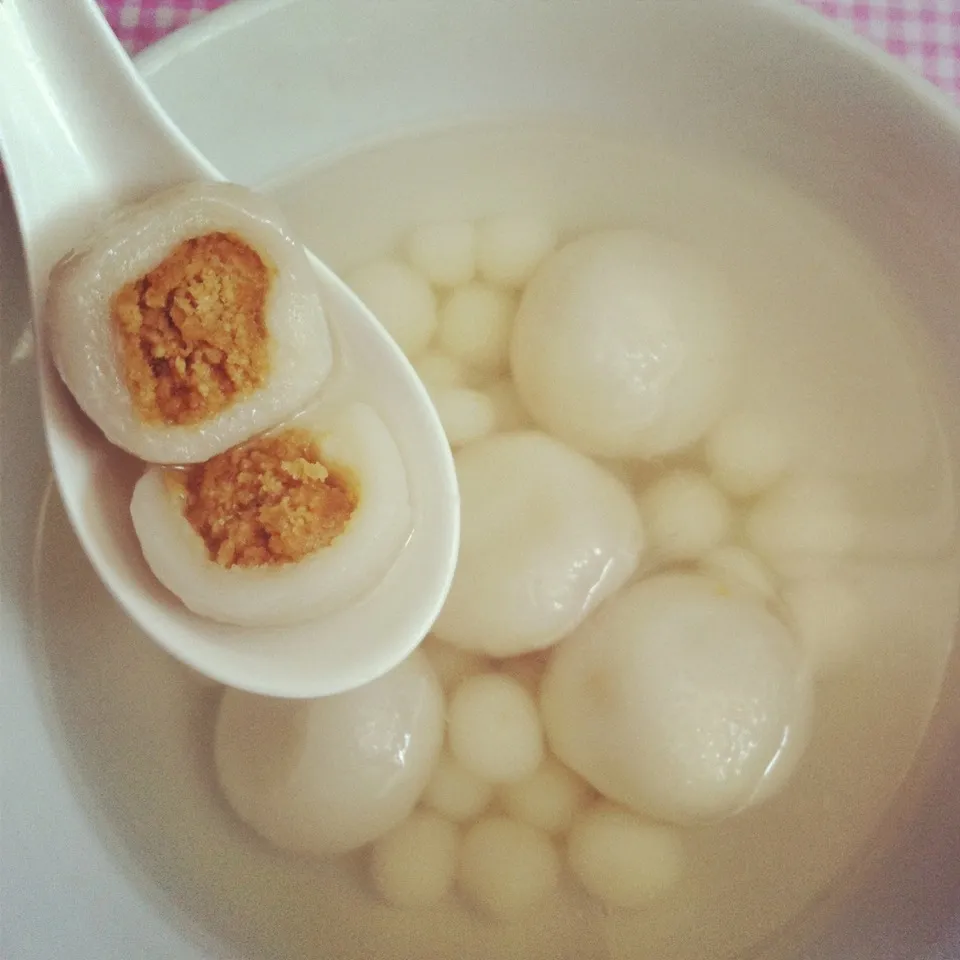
[0,0,459,697]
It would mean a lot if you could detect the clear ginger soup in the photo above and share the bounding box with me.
[37,122,960,960]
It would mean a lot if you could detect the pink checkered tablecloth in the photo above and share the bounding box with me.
[101,0,960,102]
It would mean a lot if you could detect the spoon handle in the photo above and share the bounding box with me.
[0,0,218,304]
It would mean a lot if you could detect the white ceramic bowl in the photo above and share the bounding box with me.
[4,1,960,958]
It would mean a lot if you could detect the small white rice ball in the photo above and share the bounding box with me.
[459,818,560,918]
[746,476,859,576]
[420,636,489,692]
[782,576,866,675]
[541,574,813,824]
[422,753,494,822]
[404,221,476,287]
[346,258,437,359]
[705,411,790,499]
[501,757,589,834]
[433,432,644,656]
[700,545,777,601]
[641,470,732,561]
[448,674,544,784]
[415,351,468,391]
[475,215,558,288]
[567,803,684,908]
[438,282,515,374]
[511,229,738,459]
[484,380,530,432]
[214,651,444,856]
[370,811,459,908]
[429,385,497,448]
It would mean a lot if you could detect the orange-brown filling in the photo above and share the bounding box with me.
[112,231,272,426]
[176,429,357,569]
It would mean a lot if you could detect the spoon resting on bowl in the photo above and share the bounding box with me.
[0,0,459,698]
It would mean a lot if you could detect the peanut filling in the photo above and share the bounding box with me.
[112,231,272,426]
[177,429,357,569]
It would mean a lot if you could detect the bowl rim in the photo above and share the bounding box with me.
[133,0,960,127]
[134,4,960,955]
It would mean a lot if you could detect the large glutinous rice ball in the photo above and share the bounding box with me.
[45,181,333,463]
[432,431,644,656]
[510,229,739,459]
[214,651,444,856]
[541,573,813,824]
[131,401,411,627]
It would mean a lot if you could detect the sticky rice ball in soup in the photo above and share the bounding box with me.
[541,573,814,824]
[510,229,738,459]
[432,431,644,657]
[215,651,443,857]
[45,181,332,463]
[130,401,410,627]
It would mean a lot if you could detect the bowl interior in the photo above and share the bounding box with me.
[4,1,960,957]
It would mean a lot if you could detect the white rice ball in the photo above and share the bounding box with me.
[45,181,333,464]
[700,545,777,601]
[783,576,866,675]
[448,674,544,784]
[459,818,560,918]
[415,351,468,391]
[437,282,515,374]
[370,811,459,908]
[500,757,589,834]
[641,470,732,561]
[404,221,476,287]
[433,432,644,656]
[131,402,411,627]
[746,475,859,576]
[429,386,497,448]
[422,753,494,822]
[475,215,558,288]
[484,380,530,432]
[511,229,738,459]
[567,803,684,907]
[705,411,790,499]
[346,258,437,359]
[214,651,444,856]
[541,574,813,824]
[420,636,489,692]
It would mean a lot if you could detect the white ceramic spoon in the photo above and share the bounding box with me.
[0,0,459,698]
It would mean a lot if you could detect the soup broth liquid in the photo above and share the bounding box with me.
[36,124,960,960]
